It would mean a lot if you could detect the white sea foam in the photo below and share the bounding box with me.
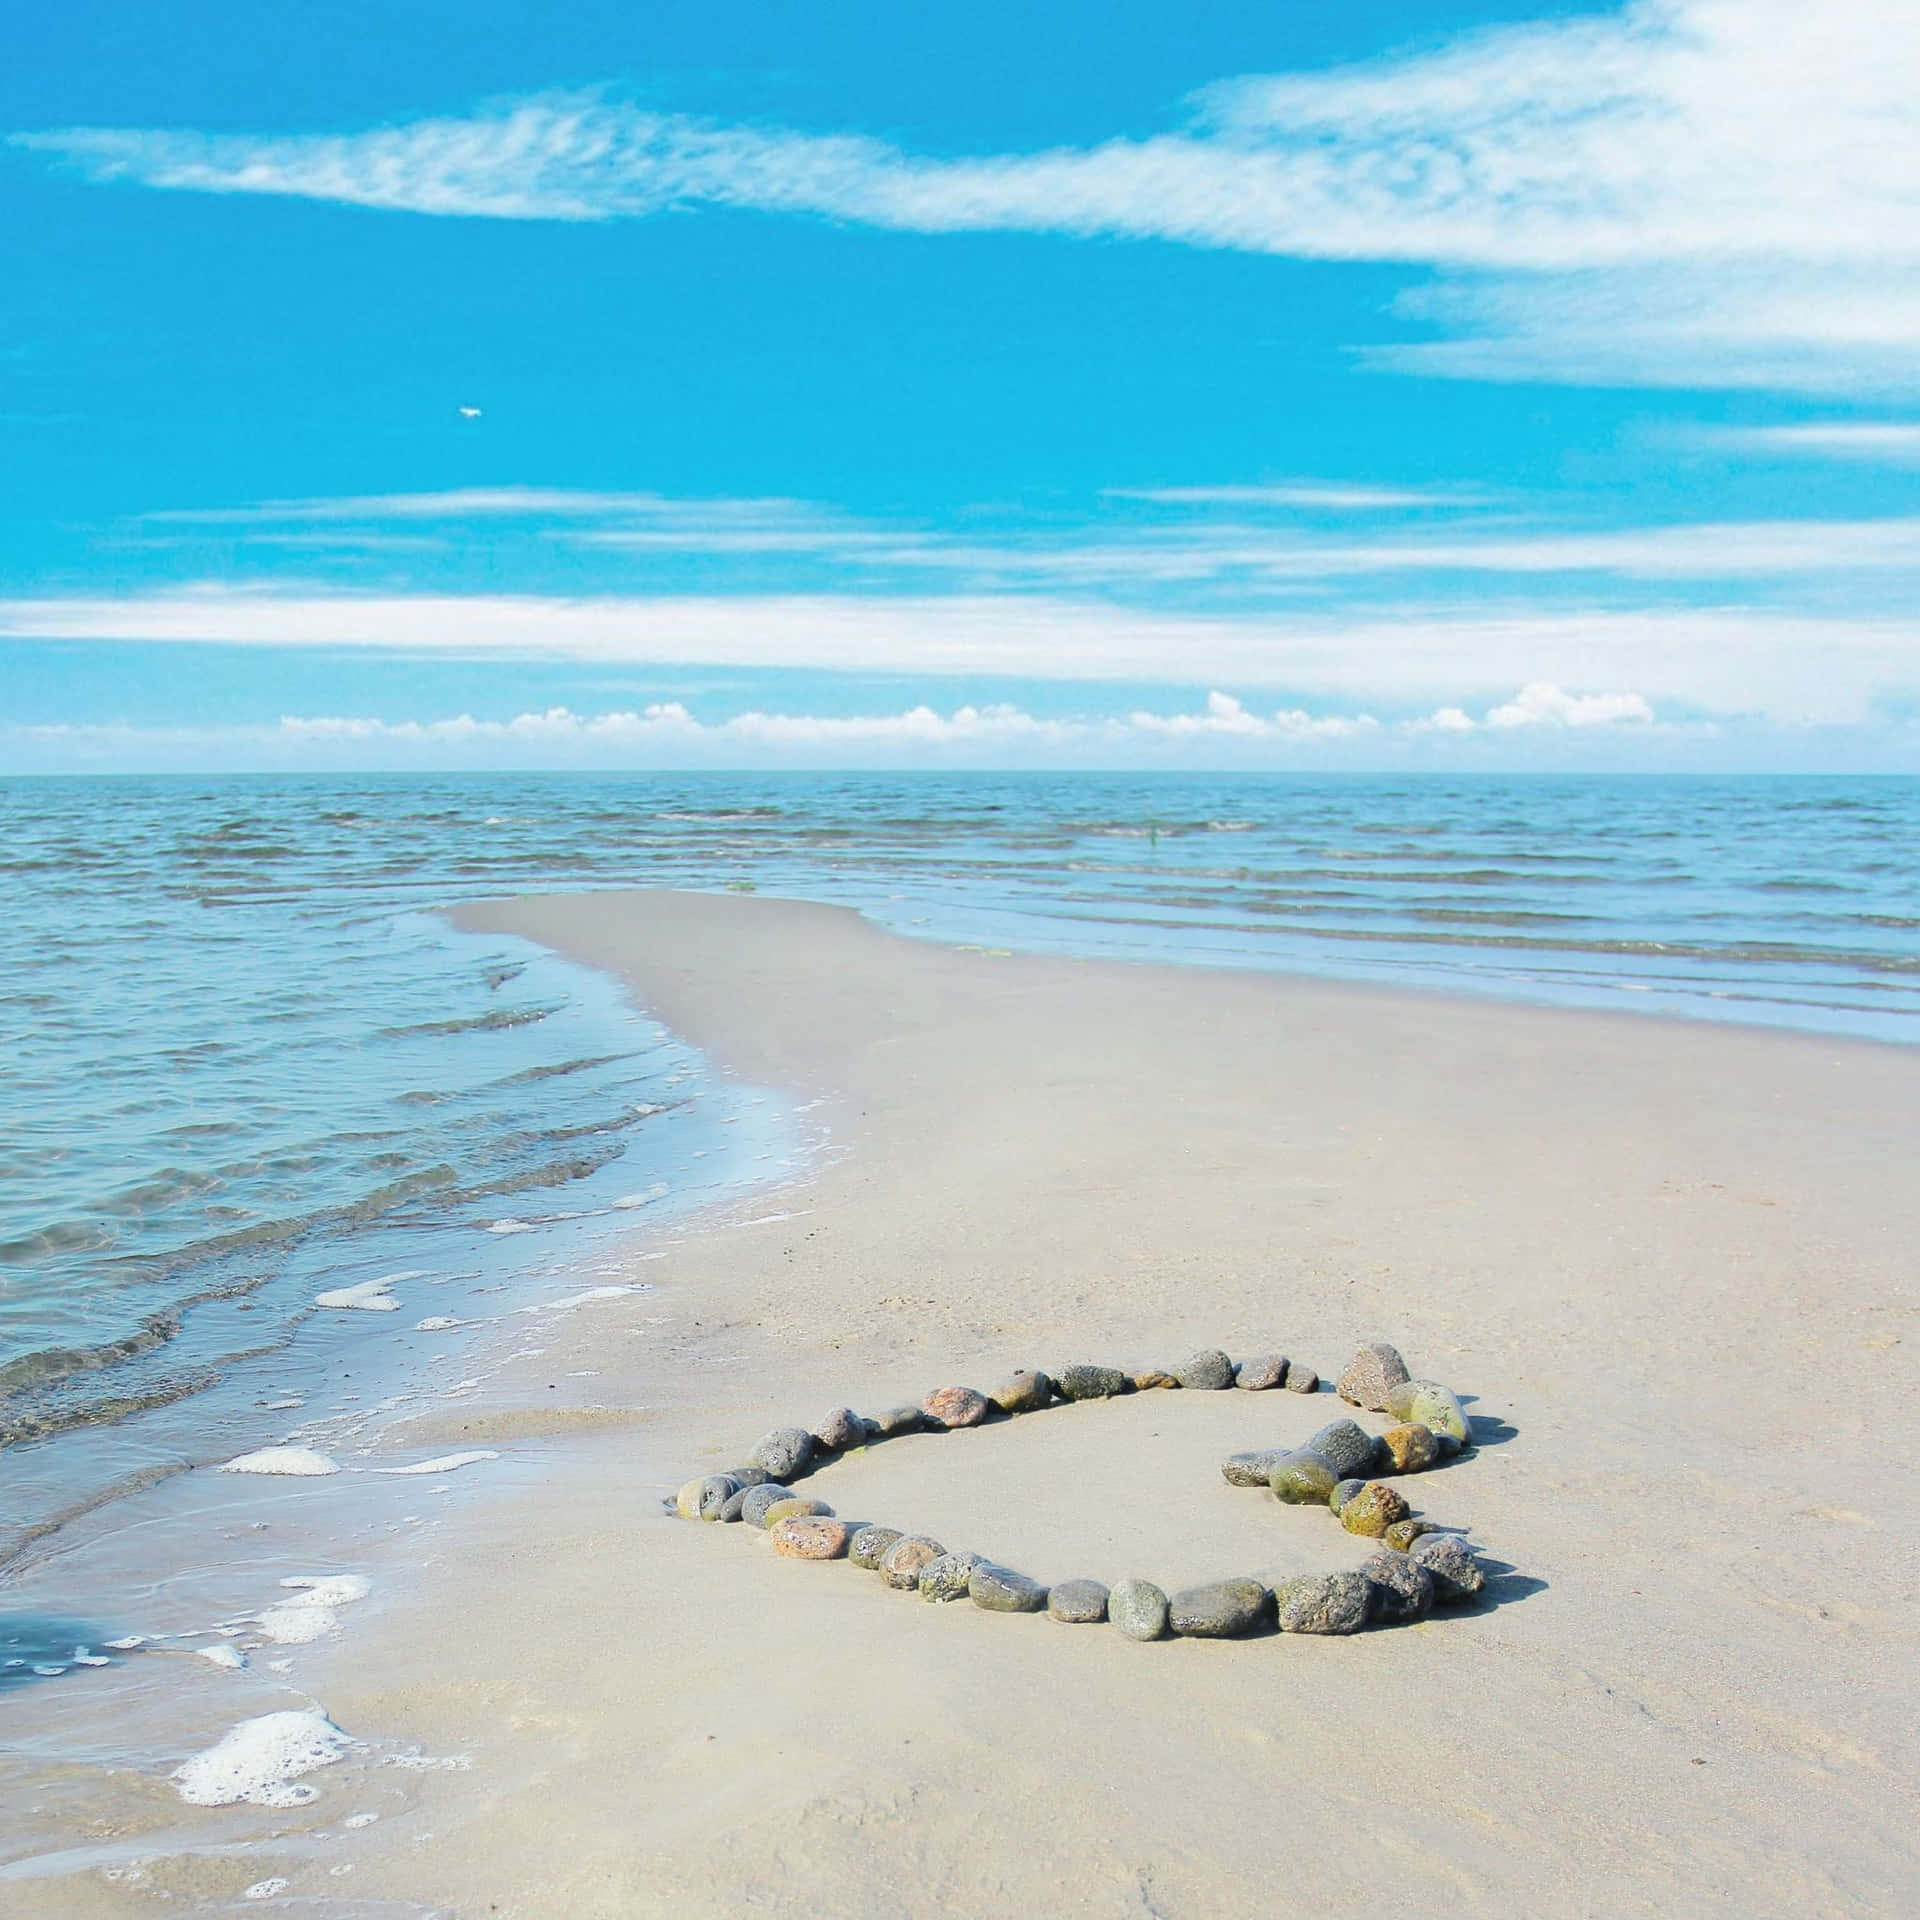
[253,1574,372,1646]
[375,1450,497,1476]
[219,1446,340,1476]
[614,1182,670,1209]
[173,1708,350,1808]
[530,1284,642,1313]
[486,1218,534,1234]
[413,1315,460,1331]
[243,1880,290,1901]
[315,1278,402,1311]
[195,1644,246,1670]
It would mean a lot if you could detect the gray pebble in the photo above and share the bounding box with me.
[1108,1579,1170,1641]
[1307,1418,1380,1480]
[1169,1577,1272,1638]
[1330,1477,1369,1514]
[1410,1532,1486,1603]
[726,1465,771,1488]
[740,1483,794,1528]
[880,1535,945,1590]
[970,1564,1049,1613]
[1336,1341,1411,1413]
[748,1427,816,1480]
[811,1407,867,1452]
[696,1476,738,1521]
[1234,1353,1289,1390]
[1048,1579,1110,1624]
[1175,1348,1236,1392]
[717,1485,755,1523]
[919,1551,986,1603]
[1056,1363,1129,1401]
[1284,1364,1320,1394]
[1222,1449,1290,1488]
[867,1404,926,1438]
[849,1525,904,1570]
[988,1369,1054,1414]
[1274,1570,1372,1635]
[1361,1552,1435,1624]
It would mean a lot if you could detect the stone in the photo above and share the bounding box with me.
[922,1385,989,1430]
[1222,1449,1290,1488]
[1385,1380,1471,1447]
[674,1475,725,1520]
[1169,1578,1272,1638]
[1175,1349,1236,1392]
[868,1405,925,1439]
[988,1370,1053,1414]
[770,1516,850,1560]
[880,1535,945,1590]
[1109,1579,1170,1641]
[1410,1532,1485,1603]
[1048,1579,1110,1624]
[1330,1477,1369,1515]
[718,1485,756,1523]
[1384,1519,1438,1553]
[1361,1552,1434,1623]
[1307,1418,1380,1480]
[1380,1423,1438,1474]
[695,1475,739,1521]
[761,1496,831,1527]
[919,1551,986,1603]
[1433,1431,1464,1460]
[1129,1367,1180,1391]
[1268,1450,1339,1505]
[1274,1570,1371,1635]
[1336,1342,1411,1413]
[1284,1365,1320,1394]
[971,1565,1049,1613]
[748,1427,816,1479]
[740,1483,794,1528]
[850,1525,904,1570]
[812,1408,867,1452]
[1234,1353,1288,1391]
[727,1465,770,1489]
[1340,1482,1411,1538]
[1056,1364,1129,1401]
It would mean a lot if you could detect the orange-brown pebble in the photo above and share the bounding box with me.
[921,1385,989,1429]
[770,1516,850,1560]
[1380,1423,1438,1473]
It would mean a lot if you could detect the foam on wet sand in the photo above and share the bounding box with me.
[172,1709,350,1808]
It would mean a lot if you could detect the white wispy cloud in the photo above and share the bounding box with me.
[18,1,1920,389]
[1695,423,1920,464]
[2,586,1915,725]
[1104,484,1481,511]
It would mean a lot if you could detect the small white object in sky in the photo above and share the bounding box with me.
[457,405,482,418]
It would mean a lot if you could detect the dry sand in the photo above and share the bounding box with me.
[12,888,1920,1917]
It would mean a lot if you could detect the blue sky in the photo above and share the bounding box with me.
[4,0,1919,770]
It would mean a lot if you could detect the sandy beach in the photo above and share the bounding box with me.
[12,886,1920,1917]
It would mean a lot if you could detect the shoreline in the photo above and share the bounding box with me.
[7,887,1919,1915]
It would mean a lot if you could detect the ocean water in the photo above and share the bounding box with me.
[2,771,1917,1573]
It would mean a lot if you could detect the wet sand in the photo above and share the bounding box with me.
[11,888,1920,1916]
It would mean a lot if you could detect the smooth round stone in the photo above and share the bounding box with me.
[726,1465,771,1489]
[850,1525,904,1570]
[740,1483,795,1528]
[1048,1579,1110,1624]
[922,1385,989,1430]
[1381,1423,1438,1473]
[1330,1477,1368,1515]
[1336,1341,1411,1414]
[1222,1449,1289,1488]
[673,1476,714,1520]
[1056,1364,1129,1401]
[1410,1532,1486,1603]
[918,1551,986,1603]
[761,1496,831,1527]
[988,1370,1053,1414]
[1269,1450,1338,1505]
[1129,1367,1181,1391]
[1234,1353,1288,1391]
[1108,1579,1170,1641]
[1307,1418,1380,1480]
[1384,1518,1438,1553]
[1284,1365,1320,1394]
[1432,1430,1464,1460]
[1361,1552,1434,1623]
[880,1535,945,1590]
[970,1564,1048,1613]
[812,1407,867,1451]
[1274,1571,1371,1635]
[1385,1380,1472,1447]
[1340,1482,1412,1538]
[695,1475,740,1521]
[748,1427,816,1480]
[1175,1349,1236,1392]
[1169,1578,1272,1638]
[770,1516,850,1560]
[717,1485,756,1523]
[868,1405,926,1439]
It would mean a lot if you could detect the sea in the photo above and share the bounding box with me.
[2,771,1917,1645]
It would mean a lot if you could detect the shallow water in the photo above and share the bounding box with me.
[2,770,1915,1567]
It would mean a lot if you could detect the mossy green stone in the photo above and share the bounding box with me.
[1268,1449,1338,1504]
